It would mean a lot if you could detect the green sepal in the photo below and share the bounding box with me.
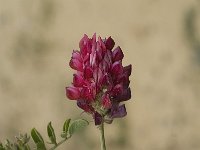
[69,119,89,136]
[47,122,57,145]
[61,119,71,138]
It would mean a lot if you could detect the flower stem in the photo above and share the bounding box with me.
[99,122,106,150]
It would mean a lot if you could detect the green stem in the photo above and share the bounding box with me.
[49,136,71,150]
[99,122,106,150]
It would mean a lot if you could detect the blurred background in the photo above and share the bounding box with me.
[0,0,200,150]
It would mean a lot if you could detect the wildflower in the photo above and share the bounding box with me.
[66,34,132,125]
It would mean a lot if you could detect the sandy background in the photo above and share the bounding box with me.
[0,0,200,150]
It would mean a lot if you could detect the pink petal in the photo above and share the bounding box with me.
[73,74,84,87]
[81,87,94,101]
[72,50,82,62]
[84,66,93,79]
[66,86,80,100]
[69,59,83,71]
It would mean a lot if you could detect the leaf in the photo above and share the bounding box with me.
[61,119,71,138]
[31,128,44,144]
[0,142,5,150]
[36,142,46,150]
[47,122,57,145]
[69,119,89,136]
[63,119,71,133]
[31,128,46,150]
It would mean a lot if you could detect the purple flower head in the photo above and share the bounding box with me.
[66,34,132,125]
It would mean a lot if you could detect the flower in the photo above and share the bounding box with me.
[66,34,132,125]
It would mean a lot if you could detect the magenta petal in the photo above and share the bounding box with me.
[81,87,94,101]
[111,61,123,75]
[73,74,84,87]
[98,36,107,51]
[66,86,80,100]
[111,104,127,118]
[94,112,103,125]
[90,51,97,68]
[92,33,96,43]
[79,34,88,49]
[112,46,124,62]
[105,36,115,50]
[69,59,83,71]
[84,66,93,79]
[72,50,82,62]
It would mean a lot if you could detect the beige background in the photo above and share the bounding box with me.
[0,0,200,150]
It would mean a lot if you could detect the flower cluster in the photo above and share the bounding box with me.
[66,34,132,125]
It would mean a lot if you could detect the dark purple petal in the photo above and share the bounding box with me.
[66,86,80,100]
[105,36,115,50]
[112,84,123,96]
[94,112,103,125]
[124,64,132,77]
[111,61,123,75]
[114,88,131,102]
[77,100,93,113]
[112,46,124,62]
[111,104,127,118]
[104,50,112,66]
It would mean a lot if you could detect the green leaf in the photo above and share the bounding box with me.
[36,142,46,150]
[69,119,89,136]
[24,144,31,150]
[63,119,71,133]
[61,119,71,138]
[31,128,46,150]
[31,128,44,144]
[47,122,57,145]
[0,142,5,150]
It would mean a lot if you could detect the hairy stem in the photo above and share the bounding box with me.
[49,136,71,150]
[99,122,106,150]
